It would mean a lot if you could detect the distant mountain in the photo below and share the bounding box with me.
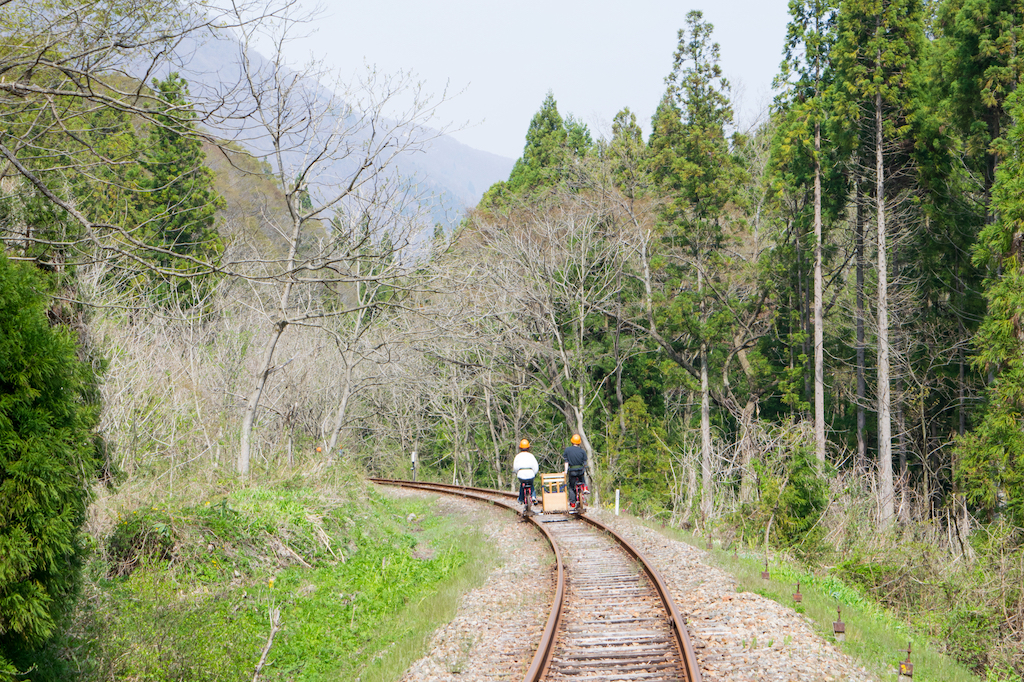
[136,31,513,222]
[396,134,513,212]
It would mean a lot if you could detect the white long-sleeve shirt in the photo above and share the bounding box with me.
[513,451,539,481]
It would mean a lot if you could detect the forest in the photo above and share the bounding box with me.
[1,0,1023,678]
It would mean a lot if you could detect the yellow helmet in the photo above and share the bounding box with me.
[519,438,530,450]
[571,434,581,445]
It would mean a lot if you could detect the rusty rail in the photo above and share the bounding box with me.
[368,478,700,682]
[577,513,703,682]
[368,478,565,680]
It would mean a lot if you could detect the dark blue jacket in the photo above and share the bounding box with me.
[562,445,586,470]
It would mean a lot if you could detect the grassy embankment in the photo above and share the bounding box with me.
[32,467,497,682]
[34,465,1005,682]
[647,521,991,682]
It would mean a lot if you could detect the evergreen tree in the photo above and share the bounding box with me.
[778,0,839,463]
[831,0,924,526]
[0,256,101,669]
[663,10,736,223]
[608,107,648,198]
[955,88,1024,525]
[647,10,741,523]
[918,0,1023,447]
[564,114,594,158]
[141,73,225,308]
[506,91,569,195]
[480,93,597,210]
[932,0,1024,204]
[647,92,685,188]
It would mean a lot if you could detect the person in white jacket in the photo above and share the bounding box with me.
[513,438,539,505]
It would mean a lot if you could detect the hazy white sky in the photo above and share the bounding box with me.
[286,0,792,160]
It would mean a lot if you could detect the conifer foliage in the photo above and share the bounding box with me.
[141,73,225,308]
[506,92,569,195]
[956,88,1024,525]
[0,256,100,667]
[481,91,592,207]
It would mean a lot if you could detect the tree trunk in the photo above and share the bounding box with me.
[239,319,288,476]
[897,399,908,522]
[797,231,810,398]
[687,435,698,525]
[958,300,966,435]
[739,401,757,504]
[699,268,713,524]
[483,382,504,489]
[701,343,713,523]
[326,358,355,455]
[451,415,459,485]
[461,398,473,486]
[615,282,626,433]
[327,275,367,455]
[898,401,907,478]
[813,119,825,463]
[876,89,895,527]
[923,398,932,519]
[856,177,867,471]
[238,174,303,475]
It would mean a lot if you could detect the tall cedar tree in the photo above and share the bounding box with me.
[956,88,1024,525]
[831,0,923,526]
[564,114,594,158]
[650,10,738,523]
[608,107,648,199]
[918,0,1024,447]
[777,0,839,462]
[932,0,1024,203]
[0,256,100,667]
[506,92,569,195]
[141,73,224,308]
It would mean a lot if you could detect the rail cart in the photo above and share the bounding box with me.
[540,472,569,513]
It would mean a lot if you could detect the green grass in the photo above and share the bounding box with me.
[30,477,498,682]
[644,524,986,682]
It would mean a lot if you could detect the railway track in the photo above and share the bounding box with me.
[369,478,702,682]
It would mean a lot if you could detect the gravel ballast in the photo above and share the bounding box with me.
[381,486,879,682]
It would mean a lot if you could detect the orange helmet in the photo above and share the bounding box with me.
[571,434,581,445]
[519,438,530,450]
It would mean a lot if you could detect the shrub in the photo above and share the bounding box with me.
[729,444,828,556]
[0,255,101,660]
[106,512,176,577]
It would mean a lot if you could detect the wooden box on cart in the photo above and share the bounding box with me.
[540,473,568,512]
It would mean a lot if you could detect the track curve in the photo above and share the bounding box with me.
[369,478,701,682]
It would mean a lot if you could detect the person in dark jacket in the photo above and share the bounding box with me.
[562,433,587,509]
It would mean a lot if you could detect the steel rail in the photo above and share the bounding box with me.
[368,478,701,682]
[368,478,565,681]
[576,513,703,682]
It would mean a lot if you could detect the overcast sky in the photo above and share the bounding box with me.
[284,0,792,160]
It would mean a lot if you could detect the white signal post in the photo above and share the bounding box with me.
[411,450,418,481]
